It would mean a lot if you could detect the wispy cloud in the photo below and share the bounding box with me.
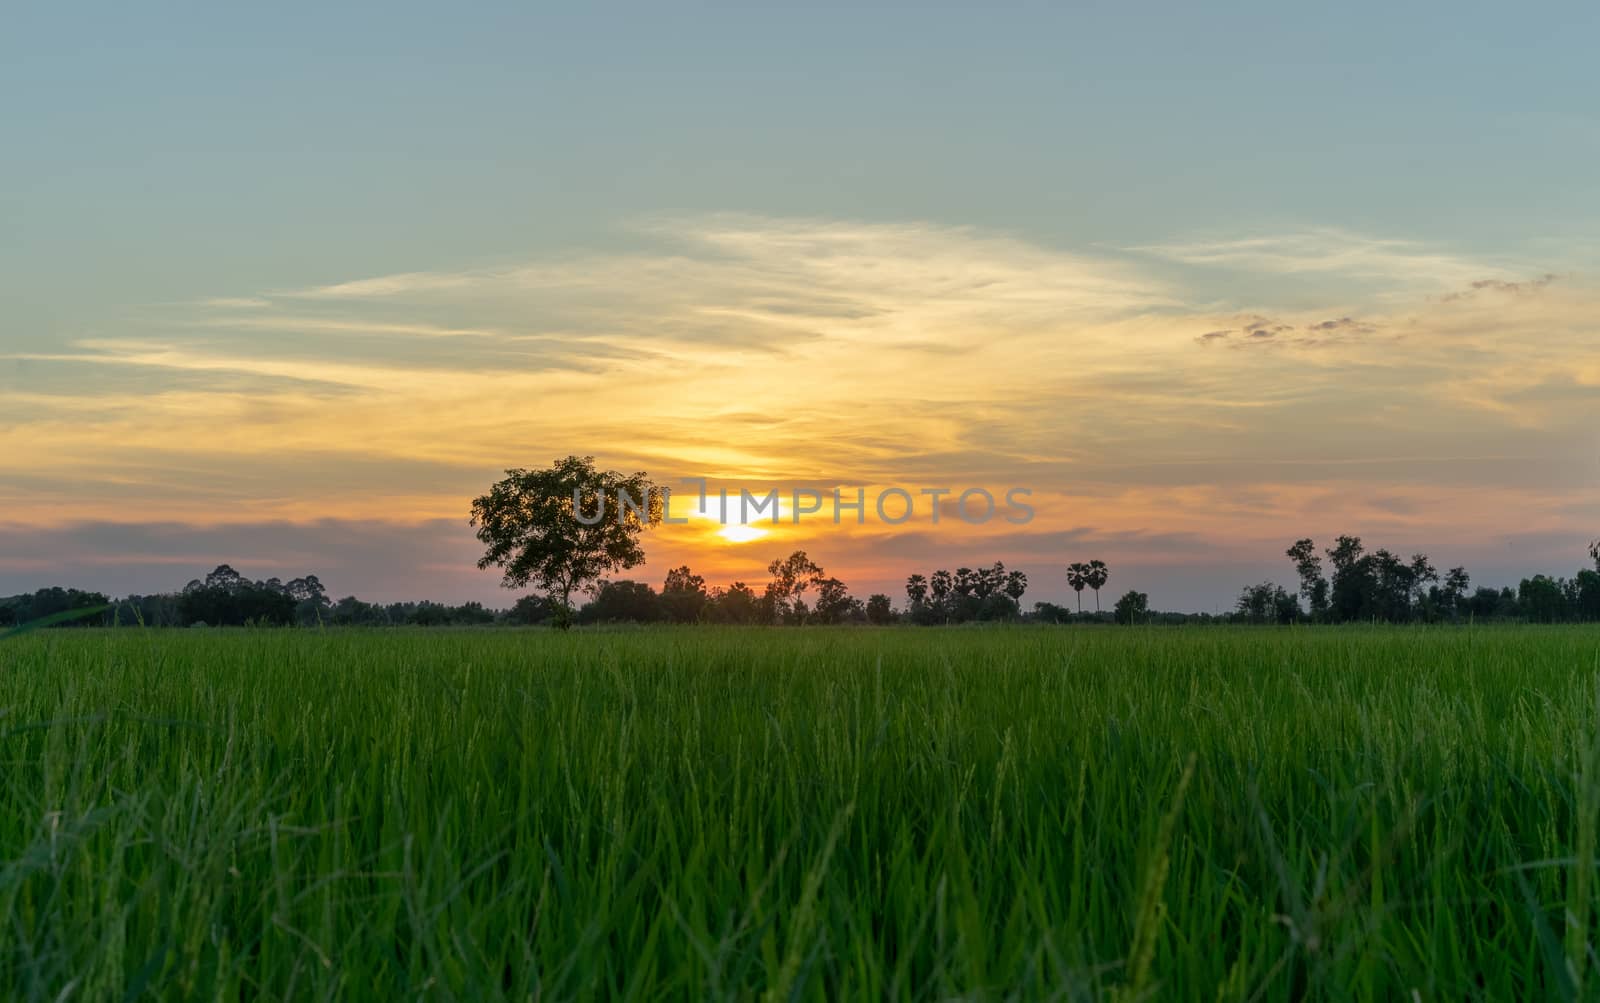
[1133,227,1522,292]
[5,214,1597,603]
[286,271,485,299]
[190,314,509,339]
[196,296,273,309]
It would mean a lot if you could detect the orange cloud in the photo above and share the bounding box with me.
[3,216,1596,600]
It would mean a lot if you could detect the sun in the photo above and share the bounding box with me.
[717,523,769,544]
[688,492,779,545]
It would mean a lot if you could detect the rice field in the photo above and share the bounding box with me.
[3,625,1599,1000]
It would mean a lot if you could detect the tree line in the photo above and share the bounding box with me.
[9,535,1599,631]
[0,565,502,630]
[1232,536,1600,625]
[461,453,1600,627]
[6,454,1598,630]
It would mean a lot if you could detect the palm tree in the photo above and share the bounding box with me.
[1066,562,1089,613]
[1085,559,1109,612]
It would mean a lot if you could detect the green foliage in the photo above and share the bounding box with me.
[1285,536,1600,625]
[905,561,1026,623]
[660,565,711,623]
[864,593,894,625]
[1520,574,1570,623]
[7,627,1600,998]
[1066,561,1090,612]
[763,551,824,624]
[1113,589,1149,624]
[1235,581,1301,624]
[0,603,111,638]
[505,593,559,626]
[0,587,110,630]
[1286,538,1330,618]
[707,581,763,624]
[470,455,662,619]
[166,566,337,627]
[1083,559,1109,611]
[576,579,663,624]
[1062,560,1111,613]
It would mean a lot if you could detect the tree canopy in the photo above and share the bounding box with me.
[470,456,661,624]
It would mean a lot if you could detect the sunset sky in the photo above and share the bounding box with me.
[4,3,1598,610]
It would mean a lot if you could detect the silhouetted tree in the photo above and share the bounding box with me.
[1032,601,1072,623]
[204,564,245,592]
[1406,553,1437,610]
[710,582,762,624]
[1003,569,1028,604]
[1236,582,1299,624]
[812,577,861,624]
[1574,570,1600,621]
[966,562,1023,620]
[948,567,982,620]
[1286,539,1330,619]
[1113,590,1149,625]
[1066,563,1089,613]
[507,594,558,625]
[328,596,384,626]
[1370,550,1415,622]
[1464,586,1513,620]
[285,575,326,604]
[865,594,894,625]
[470,456,661,628]
[929,570,954,622]
[281,575,329,626]
[577,580,662,624]
[1287,536,1456,623]
[904,574,929,620]
[764,551,824,624]
[1438,566,1471,621]
[1085,560,1109,612]
[177,565,296,626]
[1325,536,1370,621]
[108,593,183,628]
[905,574,929,607]
[0,587,111,629]
[661,565,710,623]
[900,561,1026,622]
[1519,575,1568,623]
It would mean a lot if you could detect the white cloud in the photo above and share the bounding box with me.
[197,296,273,309]
[1132,227,1521,292]
[285,271,485,299]
[4,213,1596,574]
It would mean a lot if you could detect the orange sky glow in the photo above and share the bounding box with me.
[3,217,1597,608]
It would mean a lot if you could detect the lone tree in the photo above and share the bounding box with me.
[1113,589,1149,625]
[763,551,823,624]
[470,456,661,627]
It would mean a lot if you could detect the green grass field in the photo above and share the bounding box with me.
[4,626,1600,1000]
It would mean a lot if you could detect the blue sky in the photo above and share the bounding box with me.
[3,2,1598,609]
[8,2,1596,307]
